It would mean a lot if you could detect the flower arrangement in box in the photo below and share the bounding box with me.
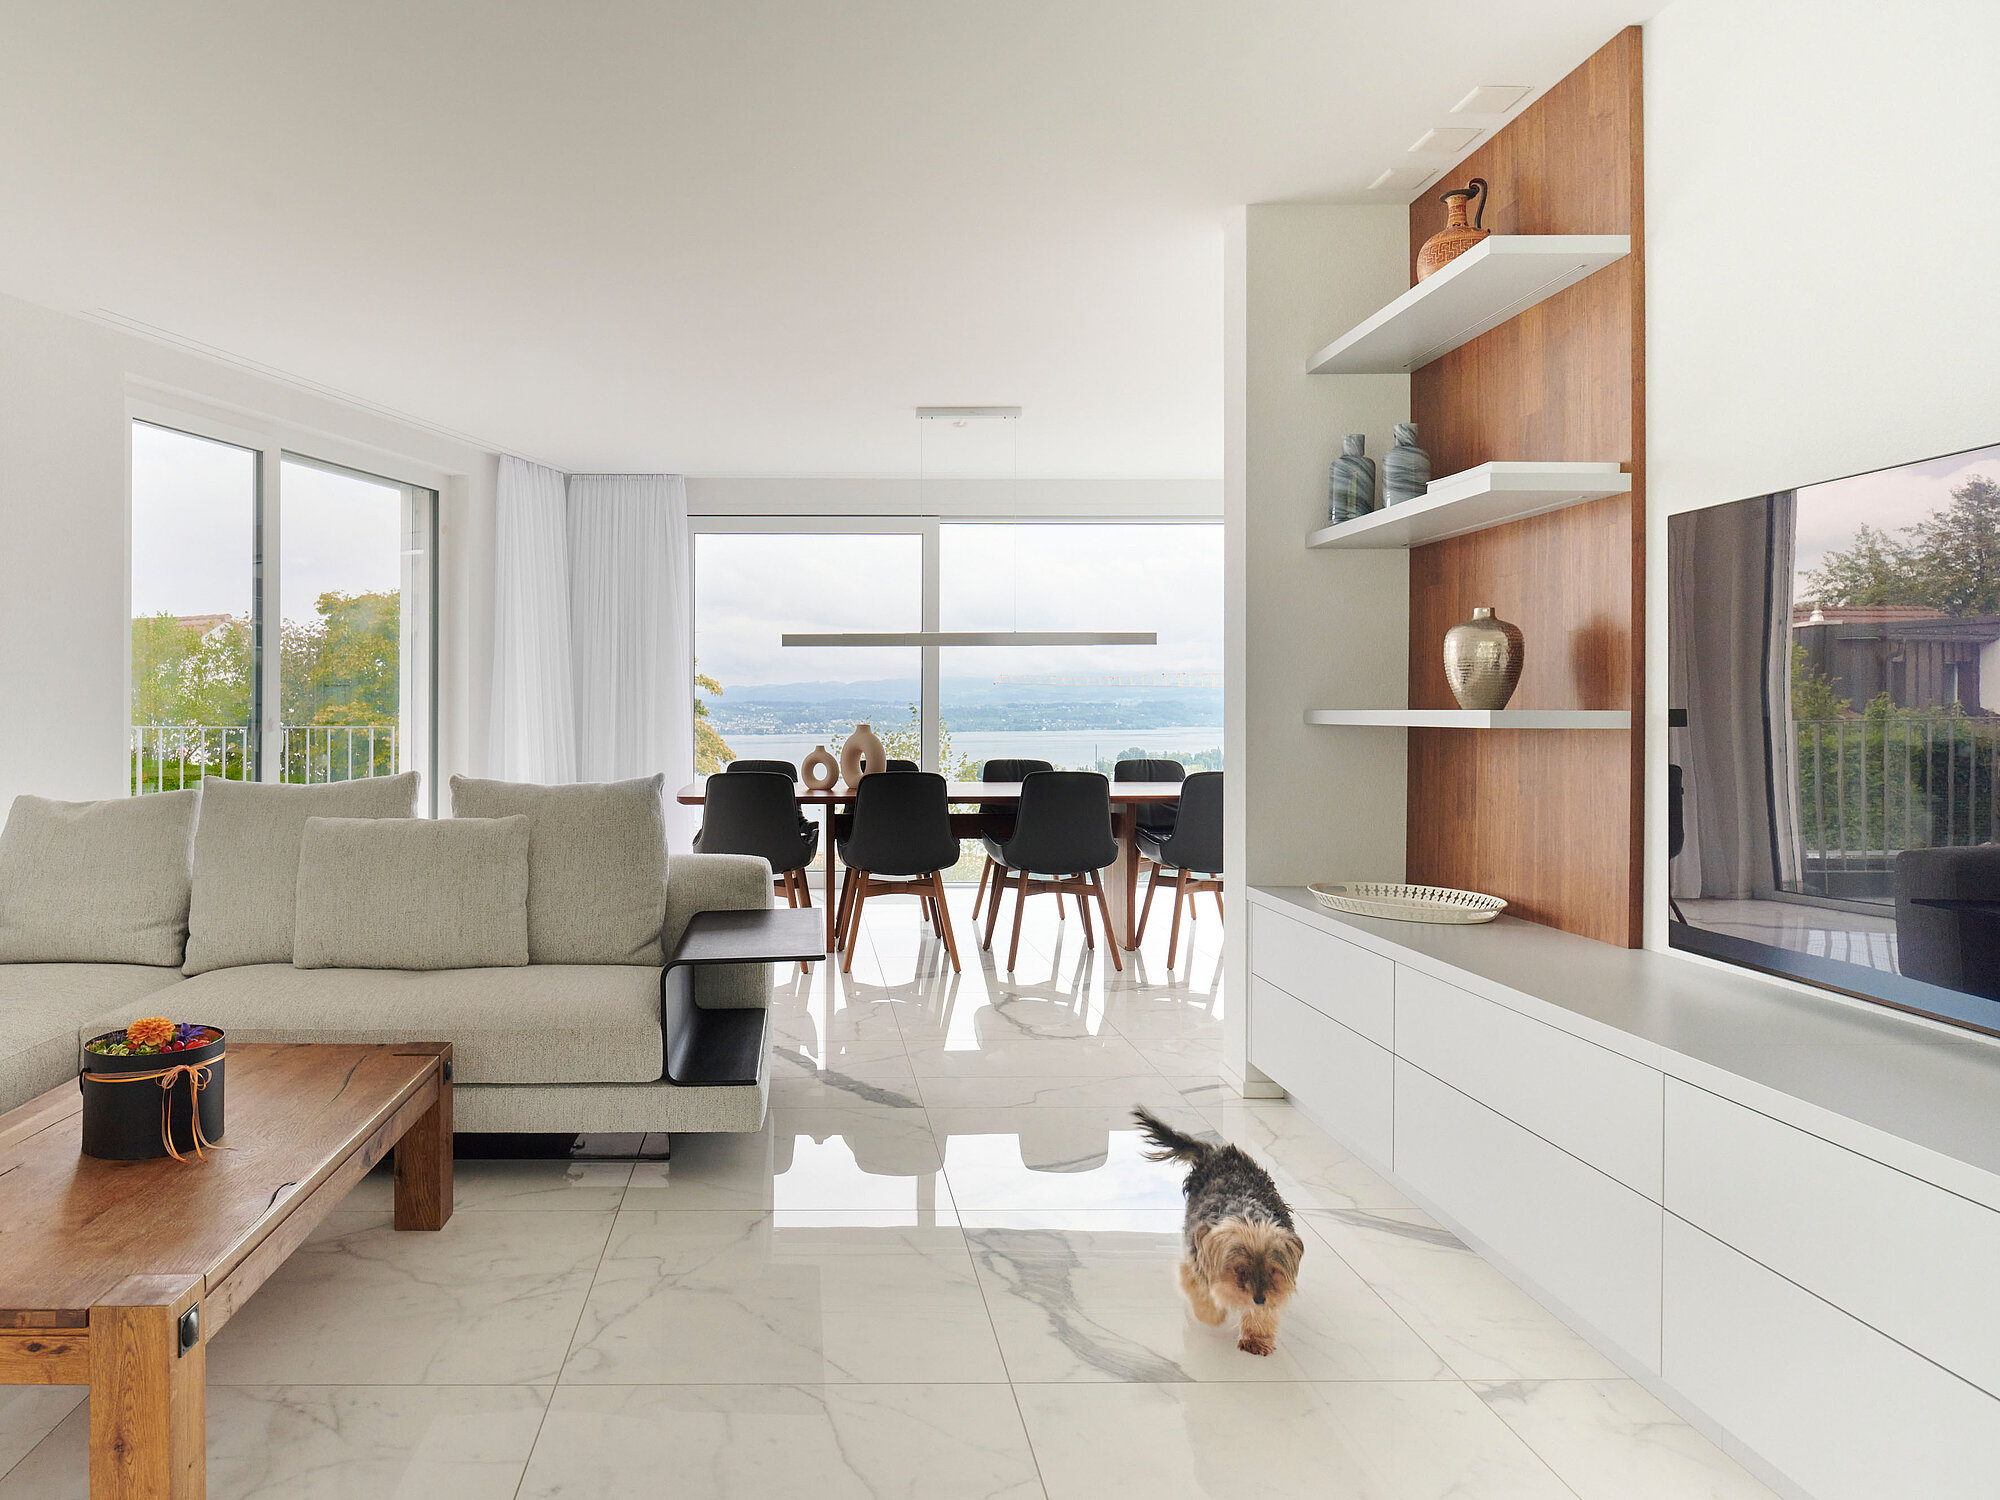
[79,1017,227,1162]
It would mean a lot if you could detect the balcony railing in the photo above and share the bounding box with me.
[1794,716,2000,897]
[130,724,399,793]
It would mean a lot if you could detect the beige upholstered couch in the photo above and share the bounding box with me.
[0,773,775,1133]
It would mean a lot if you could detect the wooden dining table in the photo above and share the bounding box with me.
[676,780,1184,953]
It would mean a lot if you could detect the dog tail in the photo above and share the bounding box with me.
[1132,1106,1214,1165]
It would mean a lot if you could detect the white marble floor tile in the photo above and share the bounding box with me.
[562,1211,1008,1384]
[1123,1035,1226,1074]
[931,1105,1215,1211]
[905,1035,1157,1079]
[967,1220,1450,1383]
[625,1106,947,1212]
[1015,1380,1575,1499]
[1303,1208,1623,1380]
[768,1039,925,1109]
[0,1386,83,1484]
[0,1385,550,1500]
[1195,1098,1415,1213]
[1473,1379,1782,1499]
[344,1159,633,1214]
[517,1384,1044,1499]
[203,1209,613,1385]
[914,1073,1192,1110]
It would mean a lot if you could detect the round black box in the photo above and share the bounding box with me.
[79,1028,225,1161]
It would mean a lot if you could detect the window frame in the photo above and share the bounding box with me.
[126,400,442,811]
[687,513,1220,774]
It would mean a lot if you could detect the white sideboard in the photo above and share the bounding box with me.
[1246,885,2000,1500]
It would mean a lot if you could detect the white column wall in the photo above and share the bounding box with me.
[1222,203,1412,1091]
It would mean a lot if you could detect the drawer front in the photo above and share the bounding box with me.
[1664,1215,2000,1500]
[1248,978,1393,1167]
[1395,1059,1662,1369]
[1396,966,1664,1198]
[1666,1079,2000,1398]
[1249,906,1394,1046]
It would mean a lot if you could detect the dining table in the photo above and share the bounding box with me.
[675,780,1186,953]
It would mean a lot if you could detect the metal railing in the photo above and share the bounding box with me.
[130,724,399,793]
[1795,717,2000,877]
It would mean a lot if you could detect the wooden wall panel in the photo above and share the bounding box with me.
[1405,26,1645,947]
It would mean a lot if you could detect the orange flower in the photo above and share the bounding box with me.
[125,1016,176,1049]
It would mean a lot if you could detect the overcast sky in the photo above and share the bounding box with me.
[1792,440,2000,604]
[130,421,405,622]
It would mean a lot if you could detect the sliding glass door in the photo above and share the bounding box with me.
[129,419,437,802]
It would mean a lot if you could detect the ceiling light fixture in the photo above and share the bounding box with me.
[1408,127,1483,156]
[1450,85,1532,115]
[1368,166,1440,193]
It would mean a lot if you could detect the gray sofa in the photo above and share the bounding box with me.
[0,772,776,1132]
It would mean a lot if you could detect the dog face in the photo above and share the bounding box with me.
[1196,1218,1304,1311]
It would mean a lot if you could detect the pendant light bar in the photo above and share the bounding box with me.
[782,631,1156,648]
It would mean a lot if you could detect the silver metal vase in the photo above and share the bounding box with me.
[1443,607,1524,710]
[1327,434,1376,524]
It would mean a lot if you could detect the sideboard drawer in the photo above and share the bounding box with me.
[1248,977,1393,1167]
[1249,906,1394,1046]
[1666,1079,2000,1398]
[1397,966,1663,1199]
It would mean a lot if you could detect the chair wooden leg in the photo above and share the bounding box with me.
[1214,888,1224,920]
[1136,866,1161,944]
[1007,876,1029,972]
[841,873,871,974]
[835,864,857,949]
[1090,869,1123,971]
[972,856,992,920]
[1166,868,1189,968]
[1076,877,1095,949]
[1055,891,1066,919]
[983,866,1010,950]
[930,871,962,973]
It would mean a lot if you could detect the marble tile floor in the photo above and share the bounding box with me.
[0,891,1780,1499]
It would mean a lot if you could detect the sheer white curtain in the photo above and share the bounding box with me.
[567,474,694,784]
[489,456,577,783]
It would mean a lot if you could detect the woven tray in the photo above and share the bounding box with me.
[1308,882,1507,925]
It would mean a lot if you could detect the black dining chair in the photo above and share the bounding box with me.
[981,770,1121,974]
[831,758,921,848]
[693,770,820,972]
[836,771,963,974]
[1136,771,1222,968]
[971,758,1053,923]
[720,758,820,865]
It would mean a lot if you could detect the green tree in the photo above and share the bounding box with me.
[1789,642,1850,723]
[281,591,399,726]
[695,665,734,774]
[1801,474,2000,616]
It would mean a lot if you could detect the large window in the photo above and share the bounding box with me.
[691,516,1222,837]
[129,419,437,804]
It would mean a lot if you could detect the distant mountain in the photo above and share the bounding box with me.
[702,675,1221,735]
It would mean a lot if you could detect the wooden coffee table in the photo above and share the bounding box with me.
[0,1041,452,1498]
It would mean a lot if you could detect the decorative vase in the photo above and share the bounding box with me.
[801,745,839,791]
[1443,607,1524,710]
[1382,423,1430,505]
[1416,178,1490,281]
[838,723,885,789]
[1328,434,1377,524]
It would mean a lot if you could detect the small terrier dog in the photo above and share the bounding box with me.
[1134,1107,1305,1356]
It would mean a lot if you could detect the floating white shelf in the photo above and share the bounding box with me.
[1306,462,1631,550]
[1307,235,1631,375]
[1304,708,1631,730]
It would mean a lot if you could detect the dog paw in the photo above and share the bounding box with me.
[1190,1299,1227,1326]
[1237,1335,1274,1357]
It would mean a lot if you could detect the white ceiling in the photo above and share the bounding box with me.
[0,2,1658,477]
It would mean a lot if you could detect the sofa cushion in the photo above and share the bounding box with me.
[0,790,199,966]
[449,775,668,965]
[295,816,530,970]
[84,963,663,1085]
[1,963,186,1113]
[184,773,420,975]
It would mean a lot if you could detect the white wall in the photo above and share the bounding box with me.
[0,292,499,811]
[1643,0,2000,948]
[1222,203,1412,1089]
[687,474,1218,519]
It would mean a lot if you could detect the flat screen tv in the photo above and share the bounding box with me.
[1668,441,2000,1035]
